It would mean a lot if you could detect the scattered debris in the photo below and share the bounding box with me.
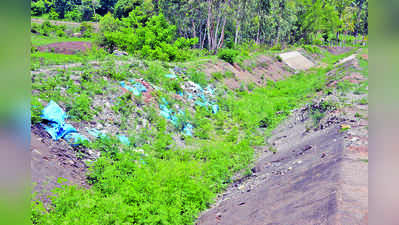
[181,81,219,113]
[121,79,155,103]
[159,98,193,136]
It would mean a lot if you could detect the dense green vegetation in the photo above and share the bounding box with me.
[31,0,368,224]
[31,42,361,224]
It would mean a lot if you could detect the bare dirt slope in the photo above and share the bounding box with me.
[279,51,315,71]
[202,55,293,89]
[197,55,368,225]
[31,125,89,204]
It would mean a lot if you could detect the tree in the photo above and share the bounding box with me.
[31,0,46,16]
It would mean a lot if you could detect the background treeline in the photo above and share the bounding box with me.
[32,0,368,55]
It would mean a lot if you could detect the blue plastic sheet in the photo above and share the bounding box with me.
[182,123,193,136]
[41,100,67,125]
[159,99,192,136]
[165,73,177,79]
[87,128,106,138]
[118,135,130,146]
[41,101,88,145]
[65,133,89,146]
[212,104,219,114]
[182,83,219,114]
[120,81,147,96]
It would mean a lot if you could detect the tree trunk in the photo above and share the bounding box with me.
[234,1,241,46]
[217,16,227,49]
[207,0,213,51]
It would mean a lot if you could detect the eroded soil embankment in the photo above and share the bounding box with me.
[197,55,368,225]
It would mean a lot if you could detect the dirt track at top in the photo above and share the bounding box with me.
[37,41,93,55]
[31,18,99,30]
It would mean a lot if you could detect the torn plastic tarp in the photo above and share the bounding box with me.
[118,135,130,146]
[41,101,88,145]
[165,68,177,79]
[165,73,177,79]
[120,80,147,96]
[87,128,106,138]
[181,82,219,114]
[65,133,89,146]
[182,123,193,136]
[159,98,192,136]
[41,100,67,126]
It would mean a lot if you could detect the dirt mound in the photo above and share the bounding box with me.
[203,55,292,89]
[37,41,93,55]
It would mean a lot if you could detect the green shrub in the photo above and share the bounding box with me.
[56,29,66,37]
[68,93,95,121]
[270,43,282,51]
[65,7,83,22]
[211,72,224,81]
[48,8,59,20]
[217,48,239,64]
[186,68,208,87]
[31,97,44,124]
[303,45,321,54]
[247,82,256,91]
[98,12,197,61]
[224,71,235,78]
[80,22,94,38]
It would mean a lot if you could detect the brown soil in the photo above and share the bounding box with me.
[31,125,89,205]
[197,52,368,225]
[203,55,292,90]
[37,41,93,55]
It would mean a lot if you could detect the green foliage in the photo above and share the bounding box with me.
[99,12,197,61]
[48,8,60,20]
[31,0,46,16]
[65,7,83,21]
[186,68,208,87]
[67,93,95,121]
[31,97,44,124]
[80,22,94,38]
[358,97,368,105]
[217,48,239,64]
[303,45,321,54]
[211,72,224,81]
[270,43,282,51]
[32,21,67,38]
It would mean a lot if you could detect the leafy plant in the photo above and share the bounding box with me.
[68,93,95,121]
[217,48,239,64]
